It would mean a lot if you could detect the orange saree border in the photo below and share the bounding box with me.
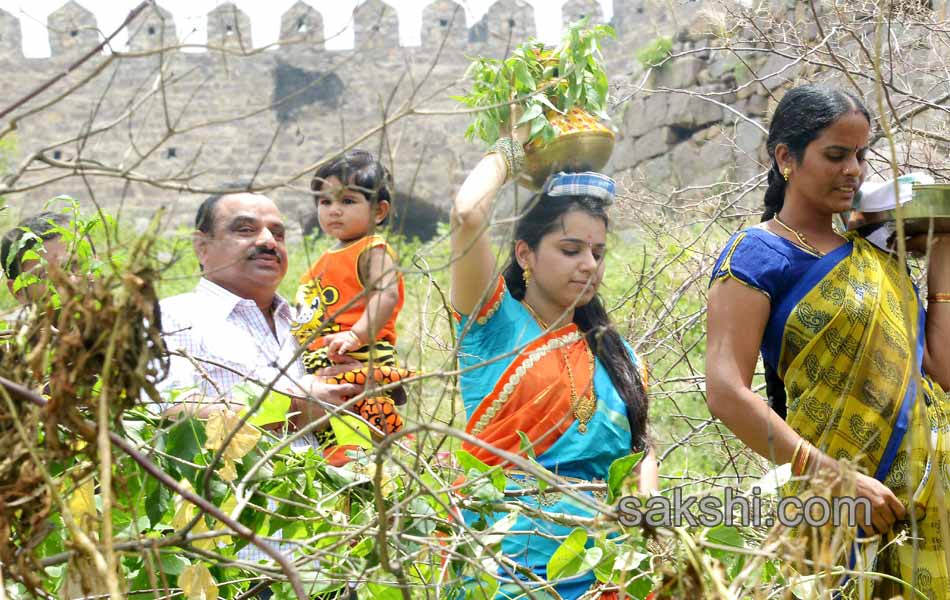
[462,325,594,466]
[453,276,505,325]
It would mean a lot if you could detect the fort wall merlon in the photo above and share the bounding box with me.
[0,0,649,61]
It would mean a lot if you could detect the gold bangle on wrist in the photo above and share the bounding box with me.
[790,438,804,474]
[927,292,950,304]
[799,442,813,476]
[792,438,813,477]
[485,137,525,181]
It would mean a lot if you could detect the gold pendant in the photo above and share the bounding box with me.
[573,395,596,434]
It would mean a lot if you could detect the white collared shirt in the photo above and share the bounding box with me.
[155,279,322,563]
[155,278,318,450]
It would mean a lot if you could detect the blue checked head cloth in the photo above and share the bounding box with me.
[541,171,616,205]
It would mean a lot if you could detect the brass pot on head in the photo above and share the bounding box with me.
[518,106,615,190]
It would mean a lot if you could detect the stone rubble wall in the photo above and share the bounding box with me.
[609,0,950,201]
[0,0,946,237]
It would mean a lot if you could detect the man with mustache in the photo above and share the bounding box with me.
[157,190,361,433]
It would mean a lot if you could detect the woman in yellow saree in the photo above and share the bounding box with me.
[706,84,950,597]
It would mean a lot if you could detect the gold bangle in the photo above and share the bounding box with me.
[485,137,525,181]
[485,146,511,178]
[798,442,813,476]
[928,293,950,303]
[790,438,804,474]
[792,439,812,476]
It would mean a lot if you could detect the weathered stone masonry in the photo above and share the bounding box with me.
[0,1,946,237]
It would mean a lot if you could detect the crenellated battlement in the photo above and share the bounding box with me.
[2,0,877,237]
[0,0,615,61]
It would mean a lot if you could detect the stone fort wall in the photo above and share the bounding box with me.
[0,0,946,238]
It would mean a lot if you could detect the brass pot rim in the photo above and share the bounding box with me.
[519,130,615,190]
[526,129,615,154]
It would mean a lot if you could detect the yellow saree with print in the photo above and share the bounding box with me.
[761,232,950,598]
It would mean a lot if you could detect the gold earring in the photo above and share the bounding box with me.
[523,267,532,284]
[782,167,790,182]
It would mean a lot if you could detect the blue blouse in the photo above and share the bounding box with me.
[710,227,822,368]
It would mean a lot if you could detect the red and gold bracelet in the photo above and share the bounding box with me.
[928,292,950,304]
[790,438,804,474]
[792,439,813,476]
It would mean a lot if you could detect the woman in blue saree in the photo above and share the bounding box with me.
[450,130,658,598]
[706,85,950,597]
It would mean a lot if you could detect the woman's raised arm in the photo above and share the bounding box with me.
[450,150,513,314]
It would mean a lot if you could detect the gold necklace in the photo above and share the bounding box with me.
[521,299,549,329]
[773,214,826,256]
[562,345,596,433]
[522,300,596,434]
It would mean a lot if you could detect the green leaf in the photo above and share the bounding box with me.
[525,458,556,494]
[706,524,744,548]
[516,103,543,125]
[579,547,604,578]
[159,553,188,576]
[625,574,655,599]
[706,525,746,572]
[365,582,403,600]
[329,415,373,449]
[466,473,504,501]
[593,548,616,583]
[636,36,673,68]
[164,417,206,481]
[20,248,41,263]
[529,115,548,141]
[537,94,561,114]
[128,563,154,592]
[464,572,500,600]
[607,451,644,504]
[593,542,652,596]
[271,582,300,600]
[512,60,535,90]
[516,430,536,459]
[419,470,450,518]
[232,382,291,426]
[114,512,150,538]
[454,450,505,492]
[408,497,438,536]
[455,19,614,146]
[12,272,39,293]
[350,537,374,558]
[546,528,588,580]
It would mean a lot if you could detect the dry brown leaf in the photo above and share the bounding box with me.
[179,563,218,600]
[203,411,261,482]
